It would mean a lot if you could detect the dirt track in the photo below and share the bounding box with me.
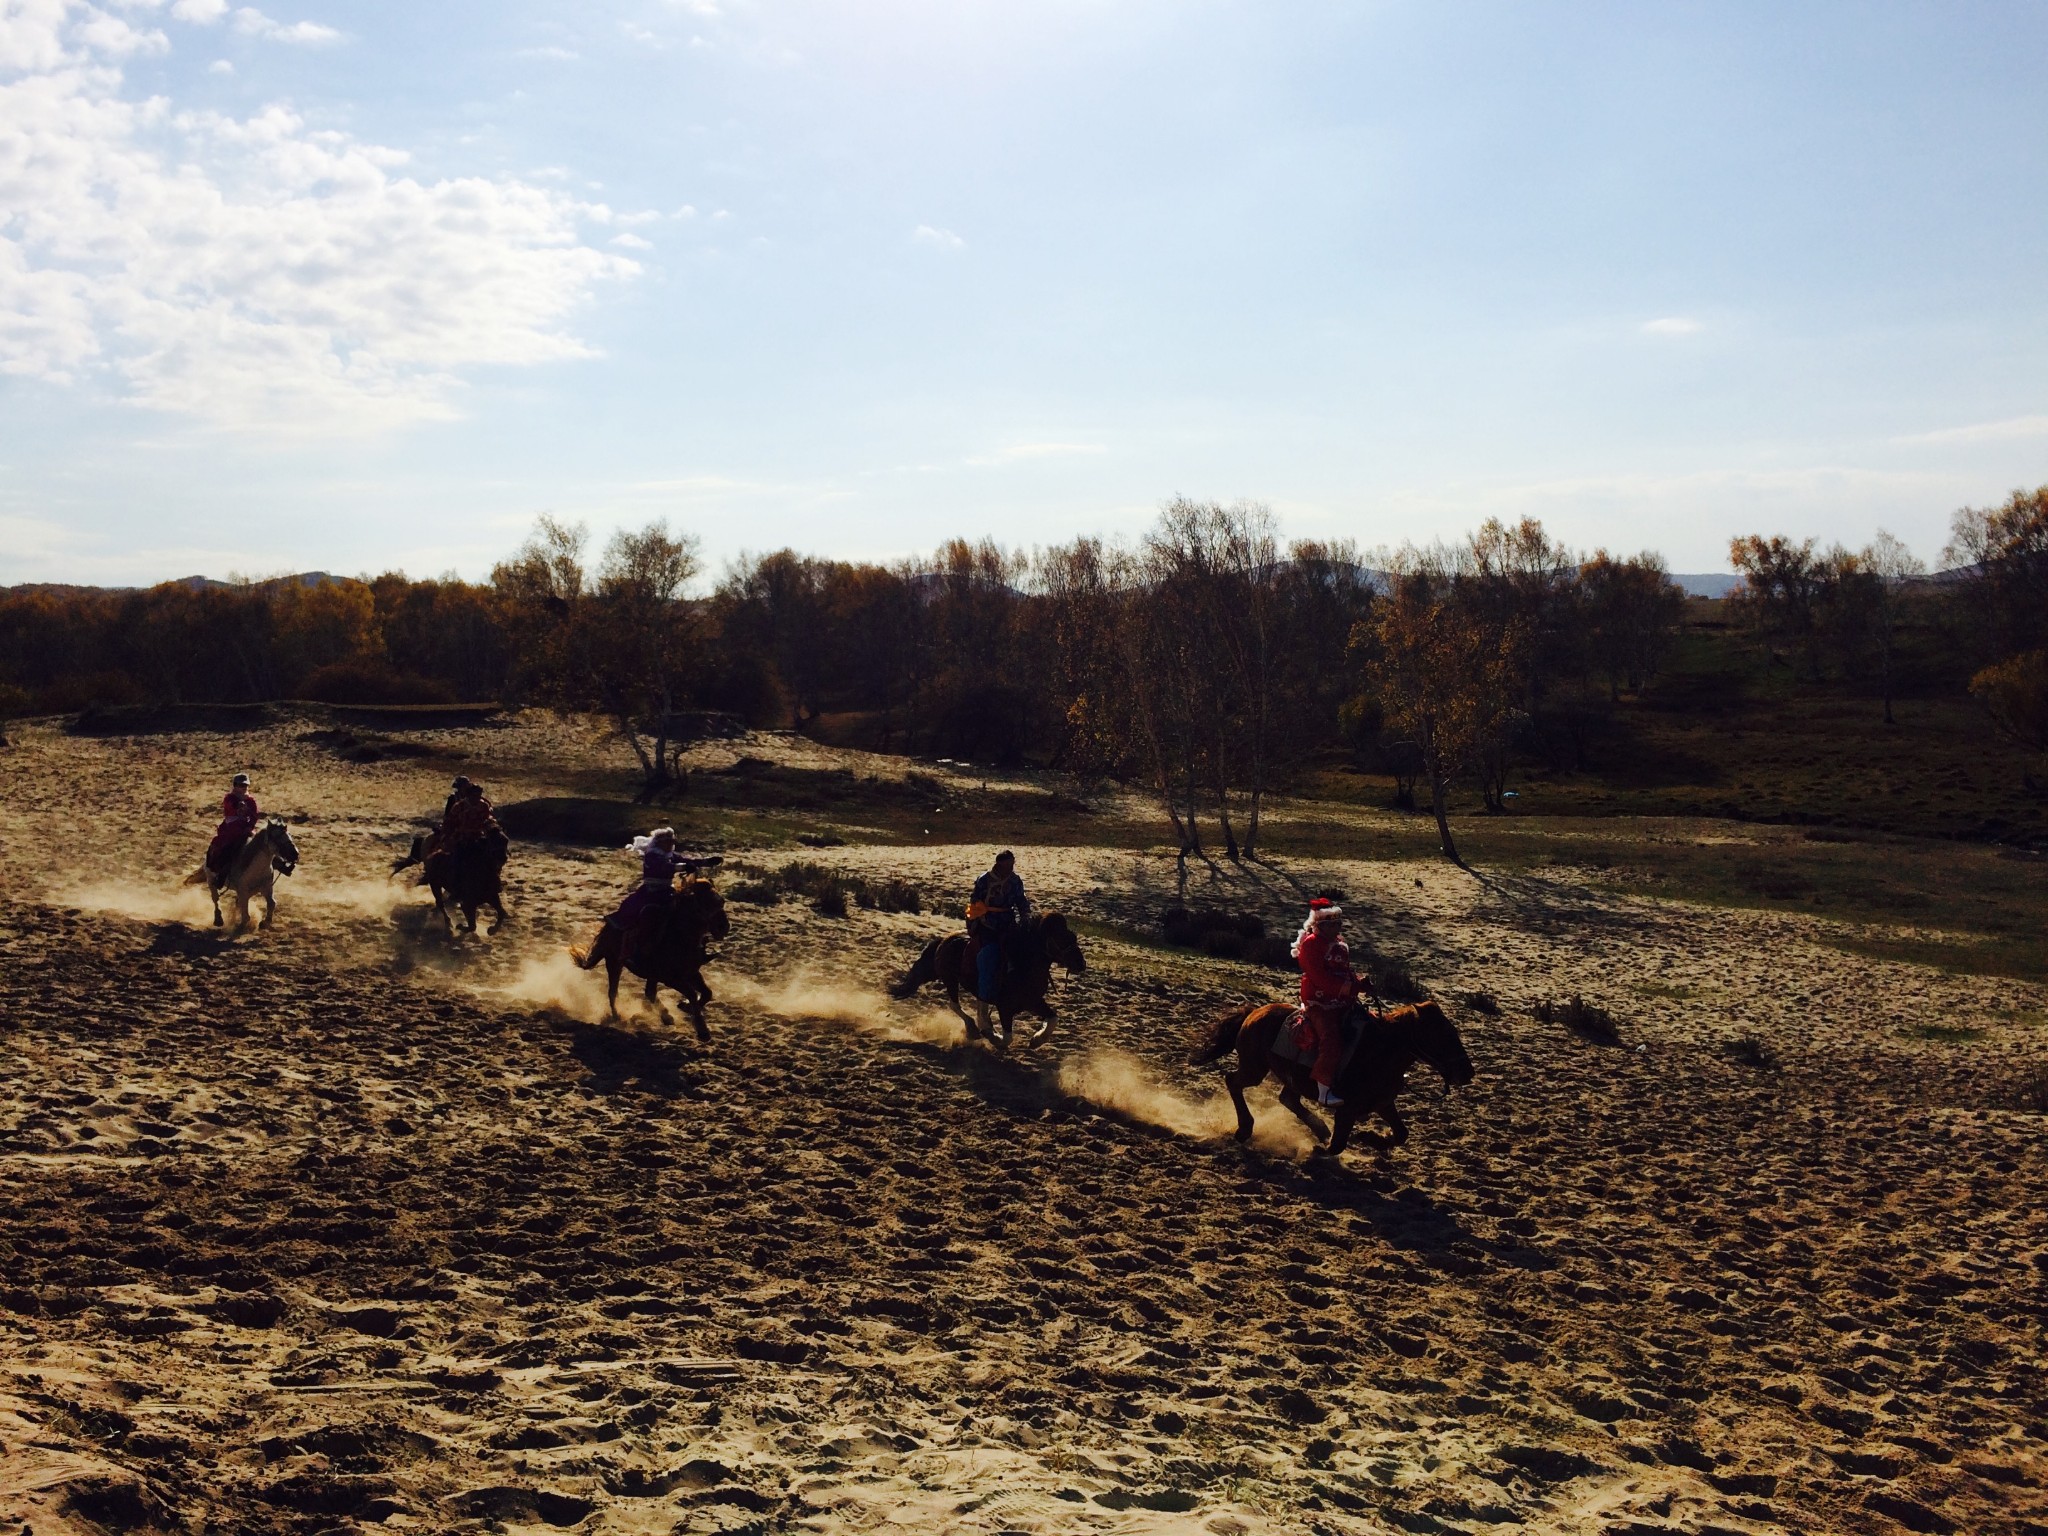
[1,715,2044,1536]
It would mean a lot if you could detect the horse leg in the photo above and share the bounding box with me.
[1223,1057,1263,1143]
[683,972,710,1043]
[432,884,455,935]
[604,957,623,1018]
[257,879,276,930]
[209,879,224,929]
[944,976,978,1036]
[1278,1073,1333,1147]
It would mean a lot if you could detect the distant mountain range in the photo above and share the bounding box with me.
[2,573,343,597]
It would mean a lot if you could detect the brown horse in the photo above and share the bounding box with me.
[572,878,730,1037]
[1187,1000,1474,1156]
[392,830,508,935]
[888,913,1086,1052]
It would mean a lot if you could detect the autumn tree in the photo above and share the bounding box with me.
[1729,534,1822,677]
[1356,570,1527,866]
[1579,550,1684,701]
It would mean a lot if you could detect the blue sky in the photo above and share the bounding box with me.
[2,0,2044,584]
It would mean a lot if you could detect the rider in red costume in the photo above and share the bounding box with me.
[1291,897,1364,1107]
[207,773,260,875]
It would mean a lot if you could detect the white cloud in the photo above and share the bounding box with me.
[170,0,229,23]
[620,20,661,46]
[0,1,637,433]
[1640,316,1703,336]
[966,441,1106,466]
[518,44,577,60]
[611,232,652,250]
[206,55,231,71]
[1900,414,2048,446]
[230,7,340,44]
[913,223,965,251]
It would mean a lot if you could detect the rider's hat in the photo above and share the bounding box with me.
[650,826,675,842]
[231,772,250,786]
[1310,897,1342,923]
[451,776,472,791]
[995,848,1016,863]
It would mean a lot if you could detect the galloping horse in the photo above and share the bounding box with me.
[1187,1000,1474,1157]
[183,819,299,932]
[889,913,1087,1053]
[572,878,730,1038]
[392,831,508,935]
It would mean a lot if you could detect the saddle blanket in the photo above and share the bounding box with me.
[1270,1007,1370,1076]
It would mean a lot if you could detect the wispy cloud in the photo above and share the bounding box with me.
[610,232,653,251]
[1640,316,1703,336]
[966,441,1107,466]
[0,0,636,433]
[228,7,343,44]
[913,224,966,252]
[518,44,579,61]
[1900,414,2048,446]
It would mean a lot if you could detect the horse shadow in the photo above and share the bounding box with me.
[142,922,229,960]
[1225,1145,1555,1276]
[566,1021,696,1100]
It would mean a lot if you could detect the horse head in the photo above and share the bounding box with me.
[1035,912,1086,974]
[265,818,300,876]
[1403,999,1474,1087]
[681,877,730,940]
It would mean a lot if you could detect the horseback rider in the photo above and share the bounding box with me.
[207,773,261,877]
[1291,897,1367,1108]
[440,778,504,877]
[597,828,714,961]
[967,850,1033,1037]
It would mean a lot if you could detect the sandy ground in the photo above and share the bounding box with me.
[0,712,2043,1536]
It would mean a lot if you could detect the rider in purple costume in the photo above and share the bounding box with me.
[603,828,703,958]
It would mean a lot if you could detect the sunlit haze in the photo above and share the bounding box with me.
[3,0,2045,584]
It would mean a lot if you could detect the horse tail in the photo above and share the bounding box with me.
[181,865,208,887]
[571,927,610,970]
[1187,1003,1255,1066]
[888,939,941,1000]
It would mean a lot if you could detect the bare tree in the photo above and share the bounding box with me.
[594,522,704,794]
[1861,530,1925,725]
[1357,567,1527,866]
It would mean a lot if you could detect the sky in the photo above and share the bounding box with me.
[2,0,2045,586]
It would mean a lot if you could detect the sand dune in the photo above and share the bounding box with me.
[1,715,2043,1535]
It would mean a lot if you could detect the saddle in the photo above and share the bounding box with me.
[1272,1006,1372,1076]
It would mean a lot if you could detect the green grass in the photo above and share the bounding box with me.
[1897,1023,1985,1044]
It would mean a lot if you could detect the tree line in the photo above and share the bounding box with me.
[2,486,2042,861]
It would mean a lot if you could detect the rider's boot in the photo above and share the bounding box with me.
[1317,1082,1345,1109]
[972,998,992,1039]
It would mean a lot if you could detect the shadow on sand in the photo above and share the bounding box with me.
[566,1020,697,1099]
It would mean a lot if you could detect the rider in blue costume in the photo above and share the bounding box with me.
[967,850,1033,1036]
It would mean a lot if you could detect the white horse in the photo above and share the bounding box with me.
[183,819,299,931]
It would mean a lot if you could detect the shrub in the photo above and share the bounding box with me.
[1725,1034,1776,1069]
[301,660,455,706]
[1160,907,1292,970]
[1461,989,1500,1016]
[727,878,780,906]
[810,882,848,918]
[1536,995,1621,1044]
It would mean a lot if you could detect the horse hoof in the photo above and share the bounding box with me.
[212,913,223,928]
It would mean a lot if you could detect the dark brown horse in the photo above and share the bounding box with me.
[888,913,1086,1053]
[572,878,730,1037]
[392,830,508,935]
[1187,1000,1474,1156]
